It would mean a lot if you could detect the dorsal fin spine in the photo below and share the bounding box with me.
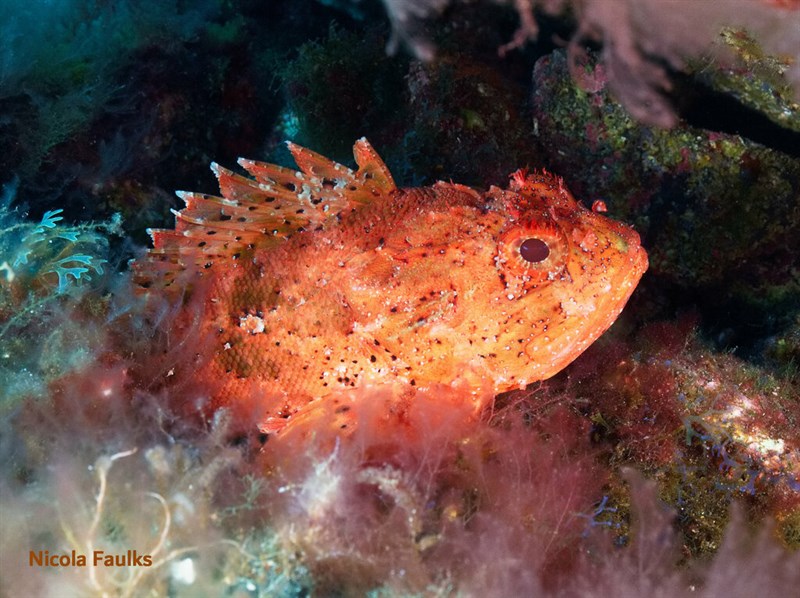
[133,139,396,291]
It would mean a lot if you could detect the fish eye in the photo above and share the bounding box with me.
[519,238,549,263]
[497,218,568,288]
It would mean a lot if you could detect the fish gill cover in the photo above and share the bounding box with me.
[0,1,798,596]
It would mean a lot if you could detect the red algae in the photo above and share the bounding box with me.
[257,384,606,594]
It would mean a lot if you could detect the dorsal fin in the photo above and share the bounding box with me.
[131,138,396,291]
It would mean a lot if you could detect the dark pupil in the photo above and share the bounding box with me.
[519,238,549,263]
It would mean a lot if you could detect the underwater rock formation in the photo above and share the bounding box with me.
[531,48,800,347]
[560,318,800,553]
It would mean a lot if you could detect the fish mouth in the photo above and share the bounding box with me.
[626,231,649,277]
[632,243,649,275]
[611,221,648,276]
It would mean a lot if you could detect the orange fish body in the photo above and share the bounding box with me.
[133,139,647,432]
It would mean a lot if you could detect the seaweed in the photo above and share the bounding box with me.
[0,179,121,407]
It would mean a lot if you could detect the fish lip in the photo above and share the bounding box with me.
[614,222,648,274]
[615,221,642,250]
[624,237,648,279]
[628,229,649,274]
[634,243,649,272]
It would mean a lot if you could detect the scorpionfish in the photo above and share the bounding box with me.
[133,139,647,433]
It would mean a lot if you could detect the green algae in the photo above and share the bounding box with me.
[694,28,800,134]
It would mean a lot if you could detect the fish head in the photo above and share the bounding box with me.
[446,169,648,389]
